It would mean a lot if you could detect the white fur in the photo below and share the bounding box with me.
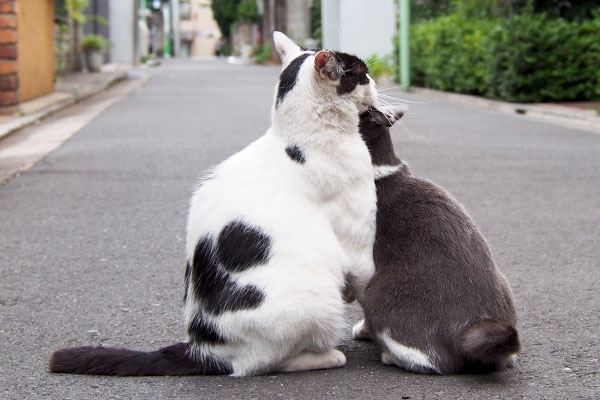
[351,319,373,340]
[378,330,440,373]
[273,31,302,66]
[277,349,346,372]
[373,164,402,180]
[184,32,378,376]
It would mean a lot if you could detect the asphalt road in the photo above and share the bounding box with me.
[0,60,598,399]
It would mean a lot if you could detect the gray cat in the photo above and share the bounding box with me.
[353,106,520,374]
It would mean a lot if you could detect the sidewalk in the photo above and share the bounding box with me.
[408,87,600,133]
[0,64,128,141]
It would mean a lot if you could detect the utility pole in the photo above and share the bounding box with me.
[171,0,180,57]
[141,0,147,23]
[398,0,410,88]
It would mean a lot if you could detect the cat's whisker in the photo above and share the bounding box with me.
[375,91,438,105]
[376,93,410,102]
[395,120,422,141]
[373,100,396,126]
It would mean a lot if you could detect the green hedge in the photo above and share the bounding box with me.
[406,10,600,102]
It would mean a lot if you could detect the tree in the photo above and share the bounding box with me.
[211,0,240,39]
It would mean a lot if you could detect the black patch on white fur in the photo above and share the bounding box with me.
[217,221,271,272]
[285,145,305,164]
[191,237,265,315]
[183,263,191,302]
[276,53,311,108]
[335,52,369,95]
[187,313,227,345]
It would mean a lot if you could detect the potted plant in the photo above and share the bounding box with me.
[81,34,107,72]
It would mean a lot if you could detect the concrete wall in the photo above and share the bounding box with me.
[109,0,138,64]
[17,0,55,102]
[322,0,396,59]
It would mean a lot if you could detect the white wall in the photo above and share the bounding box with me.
[322,0,396,59]
[109,0,137,64]
[322,0,341,50]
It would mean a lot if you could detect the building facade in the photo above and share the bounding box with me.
[179,0,220,58]
[0,0,55,107]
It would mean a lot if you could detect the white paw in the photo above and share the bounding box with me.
[328,349,347,368]
[381,350,395,366]
[352,319,372,340]
[278,349,347,372]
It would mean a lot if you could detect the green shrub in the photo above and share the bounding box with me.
[484,11,600,102]
[366,54,395,81]
[407,13,495,94]
[411,0,600,22]
[236,0,259,22]
[81,34,107,51]
[255,44,272,64]
[407,6,600,102]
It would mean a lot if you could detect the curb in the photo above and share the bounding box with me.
[0,70,128,142]
[408,87,600,133]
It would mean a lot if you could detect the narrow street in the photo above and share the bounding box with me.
[0,60,598,399]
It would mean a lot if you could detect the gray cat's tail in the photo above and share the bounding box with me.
[459,319,520,367]
[49,343,231,376]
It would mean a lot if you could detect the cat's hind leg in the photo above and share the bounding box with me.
[378,331,440,374]
[352,319,374,341]
[277,349,346,372]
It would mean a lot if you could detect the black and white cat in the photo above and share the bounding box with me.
[353,106,520,374]
[49,32,379,376]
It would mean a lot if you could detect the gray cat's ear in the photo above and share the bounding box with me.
[273,31,301,65]
[314,50,342,81]
[369,105,406,127]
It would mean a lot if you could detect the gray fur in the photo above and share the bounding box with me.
[358,107,520,374]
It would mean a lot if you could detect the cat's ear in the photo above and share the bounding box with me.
[273,31,301,65]
[368,105,406,127]
[314,50,342,81]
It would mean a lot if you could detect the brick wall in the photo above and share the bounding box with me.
[0,0,17,106]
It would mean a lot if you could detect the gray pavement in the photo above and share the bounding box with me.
[0,59,598,399]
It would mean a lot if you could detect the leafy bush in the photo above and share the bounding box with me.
[212,0,258,39]
[484,11,600,102]
[255,44,272,64]
[514,0,600,21]
[366,54,395,81]
[236,0,259,22]
[409,13,495,94]
[407,6,600,102]
[411,0,600,22]
[81,34,107,51]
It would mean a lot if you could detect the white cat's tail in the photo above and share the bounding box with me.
[458,319,520,368]
[49,343,231,376]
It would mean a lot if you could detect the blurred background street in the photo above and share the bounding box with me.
[1,0,599,399]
